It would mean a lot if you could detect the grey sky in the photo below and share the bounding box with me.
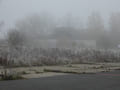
[0,0,120,29]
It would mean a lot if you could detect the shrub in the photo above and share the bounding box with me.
[0,69,24,81]
[1,74,23,80]
[0,47,120,66]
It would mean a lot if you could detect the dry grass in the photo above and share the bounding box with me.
[22,72,67,79]
[0,63,120,79]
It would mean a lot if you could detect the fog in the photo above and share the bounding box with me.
[0,0,120,49]
[0,0,120,29]
[0,0,120,73]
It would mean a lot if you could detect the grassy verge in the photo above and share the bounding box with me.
[0,63,120,79]
[44,68,95,74]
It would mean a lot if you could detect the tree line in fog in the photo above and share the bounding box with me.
[0,12,120,66]
[3,12,120,49]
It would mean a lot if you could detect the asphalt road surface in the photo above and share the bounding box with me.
[0,70,120,90]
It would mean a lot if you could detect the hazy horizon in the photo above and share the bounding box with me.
[0,0,120,30]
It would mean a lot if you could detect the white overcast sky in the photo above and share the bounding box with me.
[0,0,120,29]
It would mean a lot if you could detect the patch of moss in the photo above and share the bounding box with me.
[21,71,29,75]
[35,71,44,74]
[1,74,24,81]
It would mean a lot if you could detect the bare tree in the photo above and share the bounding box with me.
[87,12,106,48]
[59,13,83,29]
[109,12,120,48]
[15,13,55,47]
[7,29,26,49]
[87,12,105,40]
